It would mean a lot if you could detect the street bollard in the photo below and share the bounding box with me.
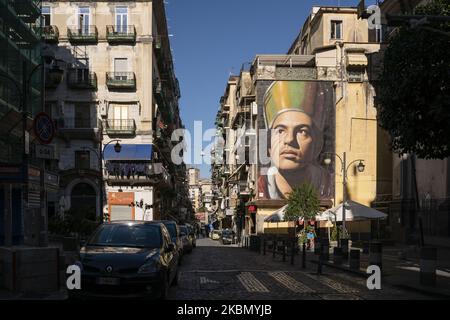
[317,242,323,275]
[420,247,437,286]
[290,240,295,265]
[314,242,321,255]
[349,249,360,270]
[369,241,383,270]
[362,241,370,254]
[321,239,330,262]
[273,237,277,259]
[340,239,349,261]
[333,247,343,265]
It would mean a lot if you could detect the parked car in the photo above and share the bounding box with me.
[211,230,221,240]
[71,221,179,300]
[185,224,196,248]
[220,229,234,245]
[157,220,183,265]
[178,225,193,254]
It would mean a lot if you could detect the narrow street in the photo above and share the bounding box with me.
[168,238,434,300]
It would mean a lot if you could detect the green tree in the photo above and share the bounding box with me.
[285,183,320,245]
[377,0,450,159]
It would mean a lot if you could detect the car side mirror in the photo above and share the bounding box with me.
[166,243,175,252]
[79,240,87,247]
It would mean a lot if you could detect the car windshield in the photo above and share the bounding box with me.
[222,231,232,236]
[164,223,178,239]
[88,224,162,248]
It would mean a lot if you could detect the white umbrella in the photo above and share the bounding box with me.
[317,200,388,241]
[317,200,387,221]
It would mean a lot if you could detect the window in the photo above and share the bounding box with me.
[78,7,90,34]
[115,6,128,33]
[113,105,129,129]
[75,151,90,169]
[331,20,342,39]
[42,6,51,26]
[114,58,128,80]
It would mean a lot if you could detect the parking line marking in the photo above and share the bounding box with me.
[268,272,315,293]
[237,272,269,293]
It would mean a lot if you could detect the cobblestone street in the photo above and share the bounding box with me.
[168,238,436,300]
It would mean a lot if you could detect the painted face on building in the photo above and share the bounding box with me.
[269,111,316,172]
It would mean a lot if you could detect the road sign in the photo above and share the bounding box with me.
[36,144,55,159]
[33,112,55,145]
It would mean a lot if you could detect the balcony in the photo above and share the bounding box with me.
[56,117,101,141]
[106,72,136,91]
[104,162,172,188]
[67,26,98,44]
[67,69,97,90]
[106,25,136,44]
[104,119,136,137]
[41,25,59,43]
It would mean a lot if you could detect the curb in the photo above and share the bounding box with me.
[309,259,368,278]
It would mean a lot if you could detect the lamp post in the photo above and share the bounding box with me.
[323,151,365,245]
[82,139,121,223]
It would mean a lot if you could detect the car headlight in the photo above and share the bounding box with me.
[137,260,160,274]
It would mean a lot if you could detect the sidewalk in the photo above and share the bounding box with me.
[309,244,450,299]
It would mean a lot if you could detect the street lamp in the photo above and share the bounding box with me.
[323,152,365,244]
[82,139,121,223]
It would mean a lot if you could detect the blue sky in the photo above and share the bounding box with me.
[165,0,361,178]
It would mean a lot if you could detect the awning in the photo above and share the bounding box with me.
[346,53,368,67]
[104,144,153,161]
[316,200,388,222]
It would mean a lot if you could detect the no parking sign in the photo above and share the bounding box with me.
[33,112,55,145]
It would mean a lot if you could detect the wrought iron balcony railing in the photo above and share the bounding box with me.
[67,25,98,44]
[41,25,59,43]
[106,25,136,44]
[104,119,136,136]
[67,69,97,90]
[106,72,136,90]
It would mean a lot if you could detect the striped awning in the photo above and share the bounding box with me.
[346,53,368,67]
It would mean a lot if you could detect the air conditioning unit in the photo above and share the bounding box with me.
[100,102,107,117]
[251,102,258,115]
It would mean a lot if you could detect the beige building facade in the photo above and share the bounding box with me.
[44,0,187,222]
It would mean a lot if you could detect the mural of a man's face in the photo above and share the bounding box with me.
[269,111,315,171]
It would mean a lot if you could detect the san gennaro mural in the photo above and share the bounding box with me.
[257,80,335,200]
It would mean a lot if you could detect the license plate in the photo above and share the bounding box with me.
[96,277,120,286]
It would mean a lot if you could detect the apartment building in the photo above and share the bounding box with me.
[43,0,188,222]
[214,5,393,240]
[0,0,51,246]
